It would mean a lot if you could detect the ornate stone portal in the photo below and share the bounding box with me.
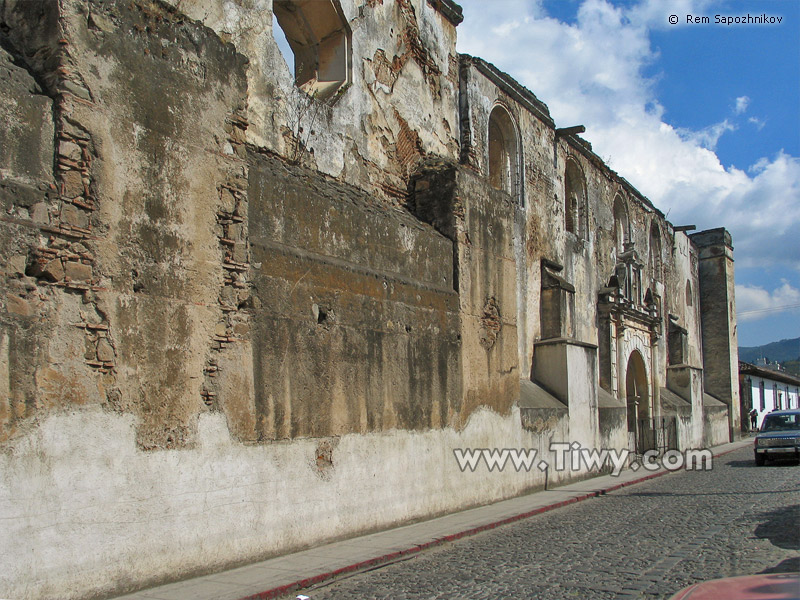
[598,241,663,451]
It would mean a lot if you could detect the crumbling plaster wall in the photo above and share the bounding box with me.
[667,232,703,368]
[453,167,520,422]
[458,57,555,379]
[160,0,461,203]
[0,0,480,449]
[408,159,521,426]
[0,1,736,597]
[458,58,705,419]
[0,3,537,597]
[248,151,463,440]
[692,228,739,438]
[0,39,57,443]
[0,0,250,445]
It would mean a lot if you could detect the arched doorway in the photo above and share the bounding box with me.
[626,350,649,450]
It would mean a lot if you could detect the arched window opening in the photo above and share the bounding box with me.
[685,280,693,306]
[565,190,577,234]
[613,195,629,252]
[272,13,295,73]
[649,221,662,282]
[565,158,587,239]
[272,0,351,101]
[487,106,522,204]
[488,118,509,192]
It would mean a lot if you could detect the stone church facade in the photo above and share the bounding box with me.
[0,0,738,597]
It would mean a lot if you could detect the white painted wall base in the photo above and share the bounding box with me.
[0,407,599,600]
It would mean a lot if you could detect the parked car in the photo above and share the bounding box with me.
[668,573,800,599]
[753,409,800,466]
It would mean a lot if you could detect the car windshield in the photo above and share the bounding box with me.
[761,414,800,431]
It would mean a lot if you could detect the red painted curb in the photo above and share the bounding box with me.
[238,442,749,600]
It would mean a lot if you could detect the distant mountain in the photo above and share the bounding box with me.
[739,337,800,364]
[784,359,800,377]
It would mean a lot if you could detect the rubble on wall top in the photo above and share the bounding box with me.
[462,53,681,231]
[427,0,464,25]
[461,54,554,128]
[561,133,665,221]
[690,227,733,249]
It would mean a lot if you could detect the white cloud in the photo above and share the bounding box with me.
[678,119,736,150]
[734,95,750,114]
[748,116,766,131]
[456,0,800,272]
[736,280,800,322]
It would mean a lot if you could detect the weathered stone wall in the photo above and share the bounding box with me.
[458,56,555,375]
[703,398,730,447]
[598,386,628,451]
[0,4,528,597]
[692,228,740,441]
[1,404,593,600]
[1,0,251,449]
[0,0,246,447]
[0,1,741,598]
[665,233,703,368]
[160,0,462,204]
[409,160,521,423]
[0,38,56,441]
[452,167,520,422]
[458,57,706,442]
[598,405,628,451]
[248,152,462,439]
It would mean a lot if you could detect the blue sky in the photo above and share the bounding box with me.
[456,0,800,348]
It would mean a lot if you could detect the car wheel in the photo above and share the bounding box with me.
[754,453,766,466]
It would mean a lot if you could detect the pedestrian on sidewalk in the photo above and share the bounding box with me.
[749,408,758,431]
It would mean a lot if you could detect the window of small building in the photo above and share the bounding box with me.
[564,158,587,239]
[760,381,765,411]
[487,105,522,204]
[272,0,351,101]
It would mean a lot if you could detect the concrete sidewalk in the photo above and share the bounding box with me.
[114,439,752,600]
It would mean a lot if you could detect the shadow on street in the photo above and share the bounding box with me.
[723,458,800,468]
[759,557,800,574]
[754,504,800,551]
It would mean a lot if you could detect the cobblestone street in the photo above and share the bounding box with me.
[301,447,800,599]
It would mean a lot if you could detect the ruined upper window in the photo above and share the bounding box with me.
[649,222,662,281]
[487,105,521,203]
[685,280,693,306]
[613,195,629,252]
[272,0,351,101]
[564,158,587,239]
